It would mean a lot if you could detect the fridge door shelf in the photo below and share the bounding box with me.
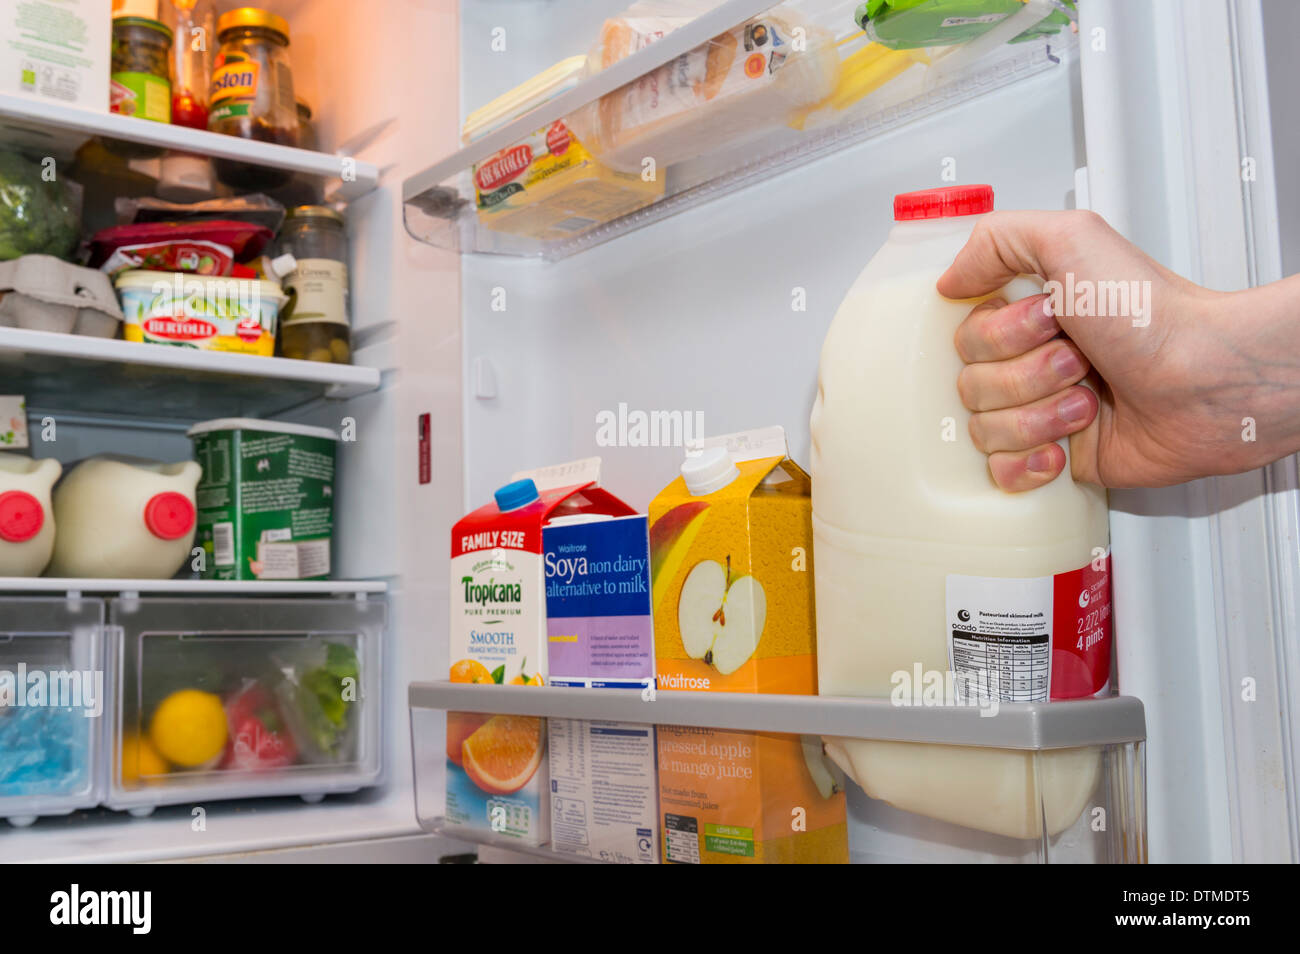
[105,596,384,813]
[409,684,1145,863]
[0,93,379,203]
[409,682,1144,750]
[403,0,1075,260]
[0,327,381,424]
[0,596,104,827]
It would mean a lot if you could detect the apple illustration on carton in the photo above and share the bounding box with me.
[678,554,766,675]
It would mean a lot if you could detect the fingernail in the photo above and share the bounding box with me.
[1058,392,1092,423]
[1040,293,1055,318]
[1051,347,1081,379]
[1027,448,1055,474]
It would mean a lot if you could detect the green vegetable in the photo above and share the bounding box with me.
[293,642,360,757]
[0,151,80,261]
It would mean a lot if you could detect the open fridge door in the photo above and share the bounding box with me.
[1078,0,1300,863]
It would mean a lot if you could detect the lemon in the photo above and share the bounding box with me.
[149,689,227,768]
[120,732,169,786]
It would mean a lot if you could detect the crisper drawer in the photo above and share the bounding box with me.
[0,597,104,827]
[105,597,384,814]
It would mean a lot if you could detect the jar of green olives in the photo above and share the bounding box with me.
[276,207,352,364]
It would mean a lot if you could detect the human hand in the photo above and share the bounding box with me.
[938,209,1300,491]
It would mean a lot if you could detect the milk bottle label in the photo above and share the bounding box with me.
[946,551,1111,703]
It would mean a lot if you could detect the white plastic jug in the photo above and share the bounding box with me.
[0,453,62,577]
[809,185,1112,838]
[48,456,201,579]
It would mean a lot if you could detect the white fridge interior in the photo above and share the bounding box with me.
[3,0,1297,863]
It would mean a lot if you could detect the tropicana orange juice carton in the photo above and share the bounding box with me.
[648,426,848,863]
[446,457,636,846]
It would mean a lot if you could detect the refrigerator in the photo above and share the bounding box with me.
[1,0,1296,864]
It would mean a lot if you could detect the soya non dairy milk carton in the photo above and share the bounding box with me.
[543,505,658,863]
[649,426,848,864]
[446,458,636,845]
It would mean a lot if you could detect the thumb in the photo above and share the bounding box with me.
[936,209,1073,300]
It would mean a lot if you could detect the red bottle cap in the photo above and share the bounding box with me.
[894,185,994,221]
[144,492,196,540]
[0,491,43,543]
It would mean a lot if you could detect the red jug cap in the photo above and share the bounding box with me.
[894,185,994,221]
[0,491,43,543]
[144,492,196,540]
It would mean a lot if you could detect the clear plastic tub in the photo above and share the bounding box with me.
[0,596,104,827]
[104,596,384,814]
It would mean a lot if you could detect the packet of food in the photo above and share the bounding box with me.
[99,239,235,278]
[114,193,287,233]
[570,2,840,172]
[88,221,275,269]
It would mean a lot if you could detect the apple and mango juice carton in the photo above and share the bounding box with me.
[649,426,848,864]
[544,504,659,864]
[446,458,634,845]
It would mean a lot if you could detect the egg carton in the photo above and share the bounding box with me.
[0,254,123,338]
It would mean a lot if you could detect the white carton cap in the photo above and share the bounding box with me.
[681,446,739,496]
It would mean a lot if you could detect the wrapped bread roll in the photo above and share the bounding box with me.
[572,7,840,173]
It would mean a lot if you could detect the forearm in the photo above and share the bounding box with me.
[1199,274,1300,472]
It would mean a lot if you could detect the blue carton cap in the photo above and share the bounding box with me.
[494,478,539,512]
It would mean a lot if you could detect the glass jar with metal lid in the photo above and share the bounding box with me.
[106,17,173,157]
[276,206,351,364]
[209,7,299,189]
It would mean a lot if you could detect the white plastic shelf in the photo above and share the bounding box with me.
[0,578,387,595]
[409,682,1146,750]
[0,326,380,422]
[403,0,1076,259]
[0,93,379,202]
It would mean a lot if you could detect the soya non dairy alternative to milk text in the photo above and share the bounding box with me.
[650,427,848,863]
[543,507,658,863]
[810,185,1112,839]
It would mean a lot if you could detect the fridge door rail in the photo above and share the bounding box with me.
[403,0,1075,260]
[408,681,1145,751]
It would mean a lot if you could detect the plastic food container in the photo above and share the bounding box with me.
[570,8,840,173]
[105,596,383,814]
[0,597,104,828]
[0,255,123,338]
[189,418,338,580]
[115,270,286,356]
[48,456,200,579]
[463,56,663,242]
[0,453,61,577]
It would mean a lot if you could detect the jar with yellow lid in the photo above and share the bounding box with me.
[209,7,299,190]
[276,206,352,364]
